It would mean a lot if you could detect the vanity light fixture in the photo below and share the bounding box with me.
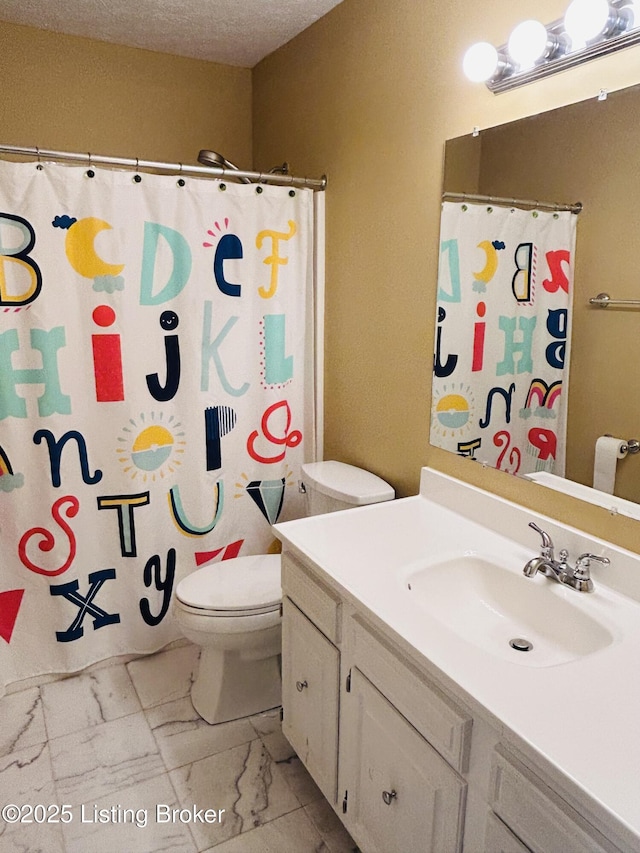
[463,0,640,93]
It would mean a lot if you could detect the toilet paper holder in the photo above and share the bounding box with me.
[605,435,640,454]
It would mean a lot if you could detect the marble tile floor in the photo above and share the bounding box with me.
[0,643,359,853]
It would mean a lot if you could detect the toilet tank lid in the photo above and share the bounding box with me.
[176,554,281,611]
[301,461,395,505]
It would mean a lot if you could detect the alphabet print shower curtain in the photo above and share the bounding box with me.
[432,201,576,476]
[0,160,317,694]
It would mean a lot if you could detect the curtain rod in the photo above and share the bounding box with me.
[0,144,327,191]
[443,191,582,214]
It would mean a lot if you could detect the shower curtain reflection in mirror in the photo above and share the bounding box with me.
[431,201,576,477]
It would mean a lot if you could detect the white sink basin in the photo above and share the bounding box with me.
[402,554,615,667]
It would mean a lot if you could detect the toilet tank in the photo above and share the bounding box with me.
[300,461,395,515]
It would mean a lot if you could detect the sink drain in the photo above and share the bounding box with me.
[509,637,533,652]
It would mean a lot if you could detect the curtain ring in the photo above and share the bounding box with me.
[177,163,186,187]
[133,158,142,183]
[35,146,43,170]
[86,153,95,178]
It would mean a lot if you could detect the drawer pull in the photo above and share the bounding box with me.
[296,679,308,692]
[382,789,397,805]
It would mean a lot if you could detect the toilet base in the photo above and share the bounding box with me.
[191,646,282,724]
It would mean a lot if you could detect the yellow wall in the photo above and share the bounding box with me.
[253,0,640,551]
[0,21,252,166]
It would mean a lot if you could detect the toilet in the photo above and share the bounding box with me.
[172,460,394,724]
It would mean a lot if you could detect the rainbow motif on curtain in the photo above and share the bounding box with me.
[431,201,576,476]
[0,160,315,693]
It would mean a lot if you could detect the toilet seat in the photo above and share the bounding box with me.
[175,554,281,617]
[175,599,280,619]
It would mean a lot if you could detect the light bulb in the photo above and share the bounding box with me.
[462,42,499,83]
[564,0,612,49]
[507,20,549,69]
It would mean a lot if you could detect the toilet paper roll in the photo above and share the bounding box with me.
[593,436,628,494]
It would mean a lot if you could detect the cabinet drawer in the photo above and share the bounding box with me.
[281,552,341,643]
[351,614,472,773]
[484,812,530,853]
[490,746,621,853]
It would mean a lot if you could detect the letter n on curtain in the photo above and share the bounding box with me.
[431,201,576,477]
[0,160,318,694]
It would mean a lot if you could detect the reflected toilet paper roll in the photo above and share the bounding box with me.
[593,435,628,494]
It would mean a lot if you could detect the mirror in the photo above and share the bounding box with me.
[435,83,640,515]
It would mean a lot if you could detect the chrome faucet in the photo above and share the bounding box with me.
[523,522,610,593]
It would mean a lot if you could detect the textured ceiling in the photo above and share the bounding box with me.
[0,0,344,67]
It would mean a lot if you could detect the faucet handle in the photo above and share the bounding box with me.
[528,522,555,559]
[574,553,610,580]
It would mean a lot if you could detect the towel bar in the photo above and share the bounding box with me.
[589,292,640,308]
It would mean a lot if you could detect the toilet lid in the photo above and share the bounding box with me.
[176,554,281,612]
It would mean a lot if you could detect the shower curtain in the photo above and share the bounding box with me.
[0,160,319,695]
[431,201,575,477]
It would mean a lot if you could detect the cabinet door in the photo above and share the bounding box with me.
[341,668,466,853]
[281,596,340,802]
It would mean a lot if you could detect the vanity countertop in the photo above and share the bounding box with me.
[274,468,640,847]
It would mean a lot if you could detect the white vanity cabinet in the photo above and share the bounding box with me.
[281,551,469,852]
[276,470,640,853]
[281,547,636,853]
